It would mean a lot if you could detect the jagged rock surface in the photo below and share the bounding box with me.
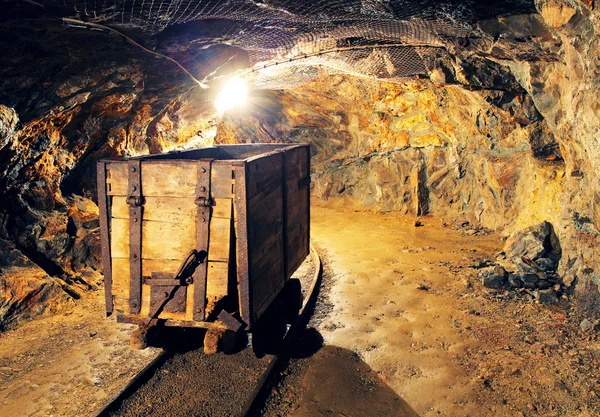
[1,1,600,326]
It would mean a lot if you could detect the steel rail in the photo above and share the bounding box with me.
[95,242,323,417]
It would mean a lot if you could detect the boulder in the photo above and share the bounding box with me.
[521,273,540,289]
[0,239,73,330]
[536,279,553,290]
[536,289,559,305]
[535,257,558,272]
[480,265,507,289]
[504,221,561,264]
[507,273,523,288]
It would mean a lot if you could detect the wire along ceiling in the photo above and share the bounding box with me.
[50,0,536,88]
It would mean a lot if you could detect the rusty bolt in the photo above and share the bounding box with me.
[196,307,202,313]
[132,302,138,308]
[131,185,137,192]
[133,217,138,223]
[132,253,138,260]
[200,186,206,192]
[130,166,137,173]
[163,292,170,298]
[201,217,206,223]
[200,167,207,173]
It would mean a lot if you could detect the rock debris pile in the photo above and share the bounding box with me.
[479,221,563,304]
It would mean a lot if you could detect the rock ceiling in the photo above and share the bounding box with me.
[5,1,541,87]
[1,0,600,327]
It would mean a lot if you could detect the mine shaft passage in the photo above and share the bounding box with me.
[2,1,600,417]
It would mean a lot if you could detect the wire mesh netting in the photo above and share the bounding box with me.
[49,0,536,89]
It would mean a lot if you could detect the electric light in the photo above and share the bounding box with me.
[214,77,248,115]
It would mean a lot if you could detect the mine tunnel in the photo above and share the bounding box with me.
[1,0,600,416]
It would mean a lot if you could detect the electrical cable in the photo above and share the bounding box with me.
[61,18,208,88]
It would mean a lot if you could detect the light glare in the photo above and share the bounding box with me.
[214,77,248,115]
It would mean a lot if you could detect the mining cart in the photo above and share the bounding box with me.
[97,144,310,354]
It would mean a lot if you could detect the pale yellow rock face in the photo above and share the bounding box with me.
[539,1,577,28]
[218,75,564,237]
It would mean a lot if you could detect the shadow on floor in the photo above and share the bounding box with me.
[250,327,420,417]
[292,343,420,417]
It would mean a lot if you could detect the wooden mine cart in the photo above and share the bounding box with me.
[97,144,310,351]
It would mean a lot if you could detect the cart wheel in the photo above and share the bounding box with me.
[130,327,148,350]
[252,300,287,357]
[284,278,303,324]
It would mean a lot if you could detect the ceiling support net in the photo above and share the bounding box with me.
[47,1,535,89]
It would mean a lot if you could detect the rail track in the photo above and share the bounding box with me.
[97,243,323,417]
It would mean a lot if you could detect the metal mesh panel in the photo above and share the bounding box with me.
[52,1,534,89]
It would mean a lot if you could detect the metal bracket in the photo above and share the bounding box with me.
[194,196,212,207]
[217,310,244,332]
[127,160,143,314]
[143,276,193,286]
[143,250,207,326]
[149,283,187,314]
[97,161,114,316]
[193,160,213,321]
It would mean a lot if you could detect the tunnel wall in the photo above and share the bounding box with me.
[1,1,600,327]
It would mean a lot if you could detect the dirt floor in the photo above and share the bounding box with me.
[3,204,600,417]
[104,248,317,417]
[254,204,600,417]
[104,334,273,417]
[0,286,162,417]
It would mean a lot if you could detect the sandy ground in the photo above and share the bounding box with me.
[0,288,161,417]
[4,204,600,417]
[257,204,600,417]
[104,251,316,417]
[0,233,316,417]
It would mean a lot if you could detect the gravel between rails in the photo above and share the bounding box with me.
[100,247,321,417]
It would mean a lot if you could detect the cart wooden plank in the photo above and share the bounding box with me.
[99,143,310,331]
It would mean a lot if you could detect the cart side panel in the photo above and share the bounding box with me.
[97,161,113,316]
[217,144,292,160]
[246,152,286,323]
[284,145,311,277]
[234,164,252,327]
[105,160,198,321]
[205,163,236,314]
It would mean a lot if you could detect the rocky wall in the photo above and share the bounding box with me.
[2,1,600,327]
[493,1,600,305]
[217,77,565,234]
[0,20,220,328]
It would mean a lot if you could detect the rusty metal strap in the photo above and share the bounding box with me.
[193,160,213,321]
[97,161,114,316]
[127,160,143,314]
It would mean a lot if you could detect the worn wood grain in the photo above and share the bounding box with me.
[110,218,195,260]
[252,257,286,319]
[141,163,197,197]
[208,217,231,262]
[246,153,283,199]
[285,146,310,277]
[212,198,233,219]
[211,165,236,199]
[105,162,128,196]
[247,186,283,222]
[207,261,229,298]
[111,196,197,222]
[250,228,284,265]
